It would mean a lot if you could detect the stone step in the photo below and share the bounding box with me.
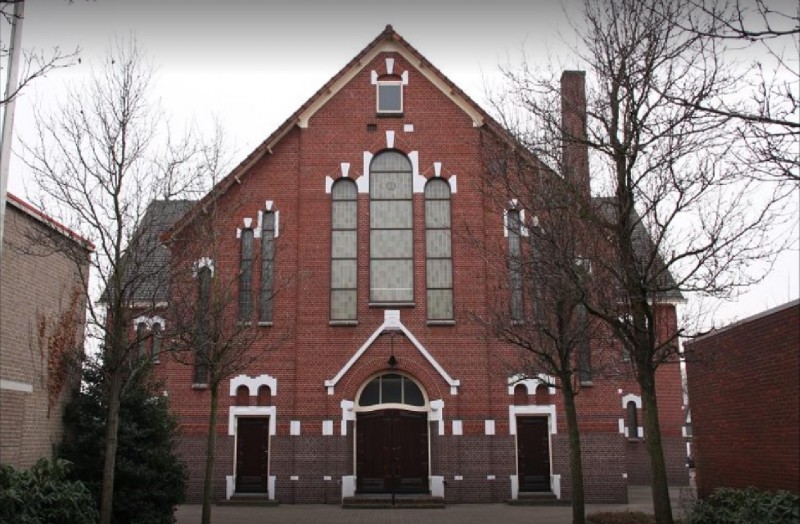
[343,494,445,509]
[508,492,569,506]
[218,494,279,507]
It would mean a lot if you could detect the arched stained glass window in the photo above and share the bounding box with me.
[425,178,453,320]
[261,211,276,323]
[627,401,639,438]
[370,151,413,304]
[331,179,358,320]
[358,374,425,407]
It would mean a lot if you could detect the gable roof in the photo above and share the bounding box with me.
[166,24,512,241]
[104,199,195,304]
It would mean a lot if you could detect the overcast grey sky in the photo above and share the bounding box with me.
[4,0,798,325]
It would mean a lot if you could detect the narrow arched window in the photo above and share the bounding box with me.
[260,211,275,323]
[507,209,523,321]
[425,178,453,321]
[235,385,250,406]
[195,266,211,385]
[627,401,639,438]
[239,228,254,322]
[331,179,358,321]
[514,384,528,406]
[151,322,162,362]
[136,322,147,358]
[370,151,413,304]
[257,385,272,406]
[577,305,592,382]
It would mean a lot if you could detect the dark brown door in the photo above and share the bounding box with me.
[517,416,551,492]
[236,417,269,493]
[356,409,428,494]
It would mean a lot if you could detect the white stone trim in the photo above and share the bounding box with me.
[508,374,556,395]
[229,374,277,397]
[551,474,562,499]
[132,315,166,330]
[322,420,334,436]
[340,399,355,436]
[290,420,301,436]
[386,130,395,148]
[454,475,463,481]
[429,399,445,435]
[509,404,558,435]
[487,475,496,480]
[324,310,460,394]
[227,406,276,436]
[403,124,414,133]
[341,475,356,499]
[510,475,519,500]
[192,257,215,277]
[291,475,299,481]
[452,420,463,436]
[430,475,445,497]
[0,379,33,393]
[621,393,642,409]
[485,420,496,435]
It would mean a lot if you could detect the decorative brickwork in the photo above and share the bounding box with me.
[687,301,799,497]
[153,26,688,504]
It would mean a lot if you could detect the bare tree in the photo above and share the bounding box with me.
[0,1,78,108]
[164,145,292,524]
[475,145,610,524]
[678,0,799,183]
[20,38,210,524]
[490,0,794,522]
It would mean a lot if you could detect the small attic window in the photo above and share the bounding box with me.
[377,80,403,114]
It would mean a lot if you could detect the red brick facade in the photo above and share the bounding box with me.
[687,300,800,497]
[0,194,91,467]
[155,26,688,504]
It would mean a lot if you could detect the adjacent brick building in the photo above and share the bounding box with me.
[687,299,800,497]
[151,26,689,504]
[0,193,91,467]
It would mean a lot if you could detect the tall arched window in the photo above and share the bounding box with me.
[507,209,523,321]
[331,179,358,321]
[136,321,147,358]
[257,385,272,406]
[151,321,162,362]
[239,228,254,321]
[425,178,453,321]
[235,385,250,406]
[195,266,211,385]
[627,401,639,438]
[370,151,413,304]
[260,211,275,323]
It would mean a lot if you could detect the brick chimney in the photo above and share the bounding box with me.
[561,71,590,201]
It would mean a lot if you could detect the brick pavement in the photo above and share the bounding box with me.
[175,485,695,524]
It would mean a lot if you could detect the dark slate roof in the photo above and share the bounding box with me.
[593,197,684,301]
[113,200,195,304]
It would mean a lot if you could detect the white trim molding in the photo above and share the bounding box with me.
[0,379,33,393]
[509,404,558,435]
[229,374,277,397]
[227,406,276,436]
[508,374,556,395]
[324,310,460,395]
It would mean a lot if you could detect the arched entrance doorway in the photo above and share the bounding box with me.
[355,373,429,494]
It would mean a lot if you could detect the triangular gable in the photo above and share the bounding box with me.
[165,24,525,241]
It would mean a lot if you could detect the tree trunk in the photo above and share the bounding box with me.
[563,384,586,524]
[201,383,220,524]
[99,374,122,524]
[641,376,673,524]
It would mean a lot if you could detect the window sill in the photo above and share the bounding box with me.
[580,380,594,387]
[257,321,273,327]
[192,383,209,390]
[369,302,415,308]
[236,321,252,327]
[427,320,455,326]
[376,112,404,118]
[329,320,358,326]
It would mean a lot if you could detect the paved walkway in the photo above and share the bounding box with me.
[175,485,696,524]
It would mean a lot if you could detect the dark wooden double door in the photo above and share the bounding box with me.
[356,409,429,494]
[517,416,551,492]
[236,417,269,493]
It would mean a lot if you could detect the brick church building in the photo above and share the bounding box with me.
[145,25,688,504]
